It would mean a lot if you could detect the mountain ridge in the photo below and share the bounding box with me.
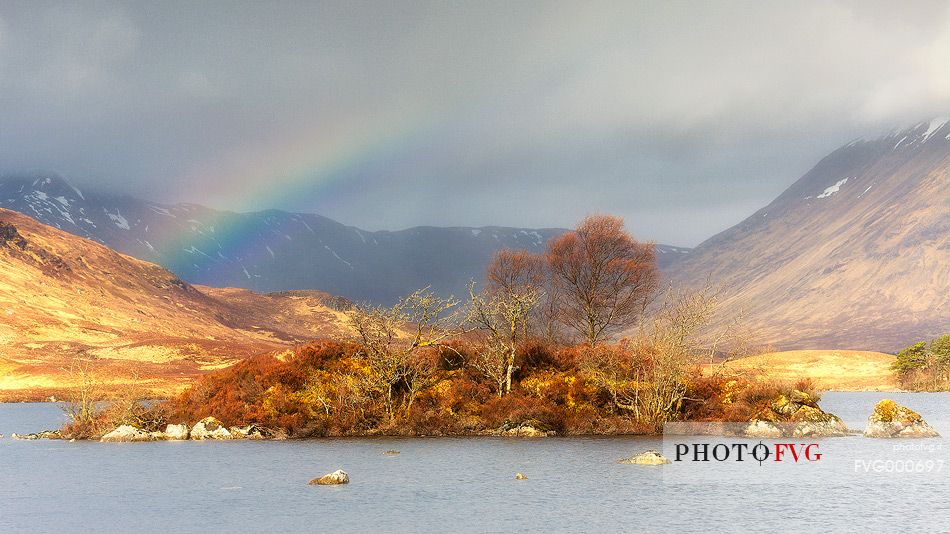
[0,174,689,304]
[0,207,349,399]
[668,118,950,352]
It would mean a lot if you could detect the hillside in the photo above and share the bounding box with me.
[709,350,898,391]
[0,209,348,399]
[0,175,689,303]
[669,118,950,352]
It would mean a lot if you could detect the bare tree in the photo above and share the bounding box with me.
[486,249,545,295]
[346,288,460,418]
[62,359,101,430]
[485,248,564,344]
[467,279,540,396]
[581,284,719,425]
[546,215,659,346]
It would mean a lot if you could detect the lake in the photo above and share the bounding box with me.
[2,392,949,533]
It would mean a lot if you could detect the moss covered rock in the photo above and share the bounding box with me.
[746,391,850,437]
[864,400,939,438]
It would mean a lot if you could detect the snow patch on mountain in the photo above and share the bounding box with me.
[922,117,949,142]
[817,178,849,199]
[105,209,131,230]
[324,245,352,268]
[149,205,175,217]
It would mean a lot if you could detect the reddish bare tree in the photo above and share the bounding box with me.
[546,215,659,346]
[486,249,545,296]
[487,248,565,344]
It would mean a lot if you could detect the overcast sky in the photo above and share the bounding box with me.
[1,1,949,246]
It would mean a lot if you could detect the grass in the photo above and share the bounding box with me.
[707,349,898,391]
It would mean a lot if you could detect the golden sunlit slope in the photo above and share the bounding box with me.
[0,209,349,399]
[710,350,898,391]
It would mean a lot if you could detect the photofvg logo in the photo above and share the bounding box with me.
[673,441,822,465]
[659,422,831,485]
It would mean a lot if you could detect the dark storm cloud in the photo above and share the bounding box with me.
[1,1,949,245]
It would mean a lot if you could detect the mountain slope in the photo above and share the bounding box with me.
[0,175,689,303]
[669,118,950,352]
[0,208,348,398]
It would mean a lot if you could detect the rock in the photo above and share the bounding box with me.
[383,450,400,455]
[789,389,818,407]
[744,420,783,438]
[864,399,939,438]
[619,450,671,465]
[309,470,350,485]
[515,472,528,480]
[770,395,796,416]
[788,405,851,437]
[100,425,155,442]
[499,419,555,437]
[190,417,232,440]
[12,430,61,440]
[229,424,267,440]
[747,393,850,437]
[164,424,190,440]
[502,426,551,437]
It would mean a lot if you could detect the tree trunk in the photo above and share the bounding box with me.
[504,348,516,394]
[386,385,394,419]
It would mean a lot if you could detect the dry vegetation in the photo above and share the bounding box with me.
[710,350,899,391]
[4,212,884,438]
[146,215,819,438]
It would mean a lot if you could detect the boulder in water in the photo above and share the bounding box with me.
[12,430,61,440]
[100,425,155,442]
[864,400,939,438]
[499,419,554,437]
[619,450,671,465]
[309,470,350,485]
[164,424,190,440]
[229,424,267,440]
[190,417,232,440]
[746,391,850,437]
[744,420,783,438]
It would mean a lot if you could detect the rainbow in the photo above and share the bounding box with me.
[143,105,439,277]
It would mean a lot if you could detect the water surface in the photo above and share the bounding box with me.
[1,392,948,533]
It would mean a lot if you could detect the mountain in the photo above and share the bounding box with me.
[0,208,348,399]
[0,175,689,303]
[668,118,950,352]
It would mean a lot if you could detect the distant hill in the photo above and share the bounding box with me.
[668,118,950,352]
[709,350,898,391]
[0,174,689,303]
[0,208,348,399]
